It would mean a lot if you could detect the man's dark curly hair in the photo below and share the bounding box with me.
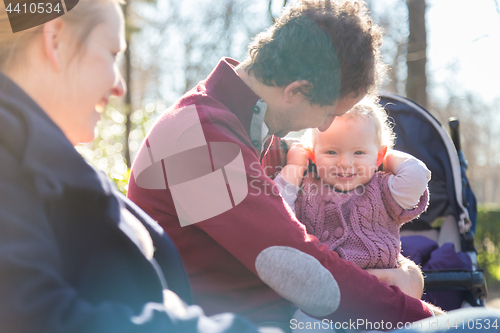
[247,0,384,106]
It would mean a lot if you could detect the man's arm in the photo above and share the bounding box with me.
[366,256,446,316]
[128,108,434,325]
[204,124,433,323]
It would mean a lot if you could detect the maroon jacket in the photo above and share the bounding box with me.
[127,58,433,327]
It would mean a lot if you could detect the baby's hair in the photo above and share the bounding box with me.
[303,97,395,150]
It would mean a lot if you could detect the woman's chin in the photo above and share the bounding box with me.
[69,127,98,146]
[72,136,96,146]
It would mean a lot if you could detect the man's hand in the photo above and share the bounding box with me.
[365,256,424,299]
[281,143,313,186]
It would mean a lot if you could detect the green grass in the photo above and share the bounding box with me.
[476,203,500,290]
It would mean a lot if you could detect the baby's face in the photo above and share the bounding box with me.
[314,116,382,192]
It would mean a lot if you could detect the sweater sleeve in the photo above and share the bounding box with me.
[128,102,433,326]
[380,171,430,226]
[274,173,300,214]
[387,157,431,209]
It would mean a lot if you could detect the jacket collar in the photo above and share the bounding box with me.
[0,72,112,198]
[202,58,261,136]
[202,58,276,157]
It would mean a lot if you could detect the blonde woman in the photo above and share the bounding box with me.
[0,1,258,332]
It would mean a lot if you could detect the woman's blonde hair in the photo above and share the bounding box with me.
[0,0,122,72]
[304,96,395,150]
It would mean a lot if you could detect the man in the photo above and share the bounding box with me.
[128,0,434,331]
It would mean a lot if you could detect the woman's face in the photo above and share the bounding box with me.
[58,2,126,144]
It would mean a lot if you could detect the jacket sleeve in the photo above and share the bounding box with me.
[0,146,258,333]
[129,105,433,326]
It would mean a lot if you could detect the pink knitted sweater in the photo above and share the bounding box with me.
[295,172,429,269]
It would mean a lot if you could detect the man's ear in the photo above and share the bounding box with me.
[283,80,312,103]
[376,146,388,167]
[42,18,65,72]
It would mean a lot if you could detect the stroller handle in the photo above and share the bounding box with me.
[448,117,461,152]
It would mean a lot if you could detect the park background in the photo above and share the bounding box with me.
[74,0,500,305]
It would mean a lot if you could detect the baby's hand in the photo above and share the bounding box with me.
[383,150,414,174]
[280,143,313,187]
[287,143,313,168]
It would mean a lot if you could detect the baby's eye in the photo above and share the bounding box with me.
[326,151,337,155]
[354,151,365,155]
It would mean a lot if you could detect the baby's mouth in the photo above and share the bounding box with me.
[336,173,355,179]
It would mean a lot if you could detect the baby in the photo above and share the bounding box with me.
[275,99,431,270]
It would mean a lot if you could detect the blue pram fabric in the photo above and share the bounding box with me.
[379,93,485,310]
[379,95,466,231]
[401,236,472,311]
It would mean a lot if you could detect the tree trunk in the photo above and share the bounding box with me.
[122,1,132,168]
[406,0,427,108]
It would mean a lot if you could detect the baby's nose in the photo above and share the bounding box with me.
[337,154,352,167]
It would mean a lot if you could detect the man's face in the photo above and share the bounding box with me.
[270,93,365,138]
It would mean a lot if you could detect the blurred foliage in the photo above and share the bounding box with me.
[76,99,165,195]
[475,203,500,289]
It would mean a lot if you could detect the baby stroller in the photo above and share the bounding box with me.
[379,93,487,310]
